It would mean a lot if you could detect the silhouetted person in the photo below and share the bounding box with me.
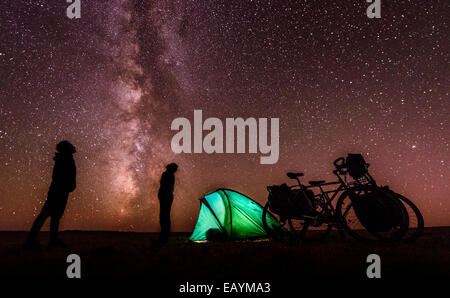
[157,163,178,243]
[24,141,77,247]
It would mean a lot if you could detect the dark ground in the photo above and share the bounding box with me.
[0,228,449,293]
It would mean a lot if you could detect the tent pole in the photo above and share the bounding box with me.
[221,189,233,238]
[201,198,226,234]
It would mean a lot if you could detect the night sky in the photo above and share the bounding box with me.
[0,0,448,231]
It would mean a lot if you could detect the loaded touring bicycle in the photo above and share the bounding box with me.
[262,154,424,242]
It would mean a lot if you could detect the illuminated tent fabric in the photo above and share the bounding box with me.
[189,189,283,241]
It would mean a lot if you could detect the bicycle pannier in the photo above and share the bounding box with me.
[351,188,405,233]
[268,184,315,216]
[290,189,316,215]
[379,187,406,228]
[346,153,367,179]
[267,184,291,215]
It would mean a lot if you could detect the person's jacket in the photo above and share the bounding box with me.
[159,171,175,194]
[50,152,76,193]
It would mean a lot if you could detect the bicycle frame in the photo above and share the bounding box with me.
[286,176,343,223]
[274,158,379,224]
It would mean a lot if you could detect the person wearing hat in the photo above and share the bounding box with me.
[24,140,77,247]
[157,163,178,243]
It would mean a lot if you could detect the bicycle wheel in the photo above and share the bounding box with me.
[288,217,332,241]
[336,187,409,242]
[383,189,424,242]
[262,201,290,239]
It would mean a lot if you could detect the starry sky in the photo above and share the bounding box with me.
[0,0,448,231]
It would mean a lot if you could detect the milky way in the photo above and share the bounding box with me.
[0,0,448,231]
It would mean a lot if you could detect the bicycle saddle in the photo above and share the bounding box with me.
[309,180,325,186]
[287,172,304,179]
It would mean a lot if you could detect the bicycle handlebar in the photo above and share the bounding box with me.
[333,157,345,167]
[333,157,347,175]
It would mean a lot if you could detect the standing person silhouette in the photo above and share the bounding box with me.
[157,163,178,243]
[24,141,77,247]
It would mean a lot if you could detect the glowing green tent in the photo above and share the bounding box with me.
[189,189,283,241]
